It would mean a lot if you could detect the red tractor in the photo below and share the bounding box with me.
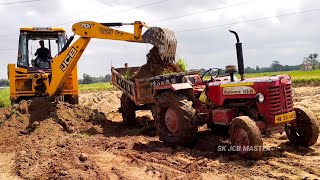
[112,30,319,160]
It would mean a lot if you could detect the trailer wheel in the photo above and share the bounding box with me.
[285,107,319,147]
[154,91,197,146]
[120,94,136,125]
[229,116,263,160]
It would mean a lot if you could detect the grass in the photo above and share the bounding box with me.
[204,69,320,85]
[0,88,10,108]
[241,70,320,84]
[79,82,115,92]
[0,83,115,108]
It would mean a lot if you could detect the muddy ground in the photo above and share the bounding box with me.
[0,87,319,180]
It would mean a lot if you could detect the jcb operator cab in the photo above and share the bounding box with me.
[8,27,79,104]
[17,27,66,69]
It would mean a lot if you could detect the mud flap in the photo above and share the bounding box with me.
[142,27,177,62]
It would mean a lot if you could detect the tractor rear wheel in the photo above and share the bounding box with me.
[229,116,263,160]
[120,94,136,125]
[154,91,197,146]
[285,107,319,147]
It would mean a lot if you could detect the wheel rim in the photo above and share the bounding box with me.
[233,127,250,155]
[165,108,179,134]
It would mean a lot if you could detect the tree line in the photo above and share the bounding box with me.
[198,53,319,74]
[79,73,112,84]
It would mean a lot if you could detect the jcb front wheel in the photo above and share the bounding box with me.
[285,107,319,147]
[229,116,263,160]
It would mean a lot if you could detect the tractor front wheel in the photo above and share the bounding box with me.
[285,107,319,147]
[154,91,197,146]
[229,116,263,160]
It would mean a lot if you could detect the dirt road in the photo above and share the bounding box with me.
[0,87,319,179]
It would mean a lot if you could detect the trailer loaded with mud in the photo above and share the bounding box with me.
[112,30,319,160]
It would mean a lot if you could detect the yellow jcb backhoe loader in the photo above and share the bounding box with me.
[7,21,176,104]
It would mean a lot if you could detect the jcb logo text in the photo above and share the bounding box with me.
[60,48,77,72]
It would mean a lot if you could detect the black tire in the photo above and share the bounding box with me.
[154,91,197,146]
[64,95,79,104]
[120,94,136,125]
[229,116,263,160]
[285,107,319,147]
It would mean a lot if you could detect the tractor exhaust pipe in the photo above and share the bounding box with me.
[229,30,245,81]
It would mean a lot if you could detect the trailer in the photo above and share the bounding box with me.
[111,67,203,122]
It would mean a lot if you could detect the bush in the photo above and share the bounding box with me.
[177,58,187,72]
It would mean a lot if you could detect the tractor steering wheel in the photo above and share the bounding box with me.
[201,68,221,81]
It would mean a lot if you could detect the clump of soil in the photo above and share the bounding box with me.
[130,47,182,80]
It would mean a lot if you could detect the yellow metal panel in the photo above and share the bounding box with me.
[71,66,79,96]
[8,64,17,101]
[20,27,65,32]
[220,82,254,87]
[15,67,28,73]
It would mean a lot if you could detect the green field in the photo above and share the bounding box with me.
[0,82,115,108]
[0,70,319,108]
[79,82,115,92]
[204,70,320,84]
[0,88,10,108]
[240,70,320,84]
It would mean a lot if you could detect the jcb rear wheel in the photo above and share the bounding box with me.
[285,107,319,147]
[120,94,136,125]
[229,116,263,160]
[154,91,197,146]
[64,95,79,104]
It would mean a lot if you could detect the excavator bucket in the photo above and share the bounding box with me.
[142,27,177,62]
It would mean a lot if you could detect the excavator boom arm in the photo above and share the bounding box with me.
[47,21,176,97]
[47,21,147,97]
[72,21,145,41]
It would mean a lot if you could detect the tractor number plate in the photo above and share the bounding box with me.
[275,111,296,124]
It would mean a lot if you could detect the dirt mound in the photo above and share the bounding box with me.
[130,47,182,80]
[80,91,122,113]
[0,88,320,179]
[0,100,109,179]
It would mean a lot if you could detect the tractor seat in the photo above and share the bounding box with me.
[182,75,206,95]
[183,74,202,85]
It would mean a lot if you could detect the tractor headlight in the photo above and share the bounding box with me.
[256,93,264,103]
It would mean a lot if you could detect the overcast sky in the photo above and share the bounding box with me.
[0,0,319,78]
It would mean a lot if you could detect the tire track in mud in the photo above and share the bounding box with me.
[79,87,320,180]
[261,134,320,179]
[93,146,218,179]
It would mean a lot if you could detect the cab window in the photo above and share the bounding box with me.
[17,34,28,68]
